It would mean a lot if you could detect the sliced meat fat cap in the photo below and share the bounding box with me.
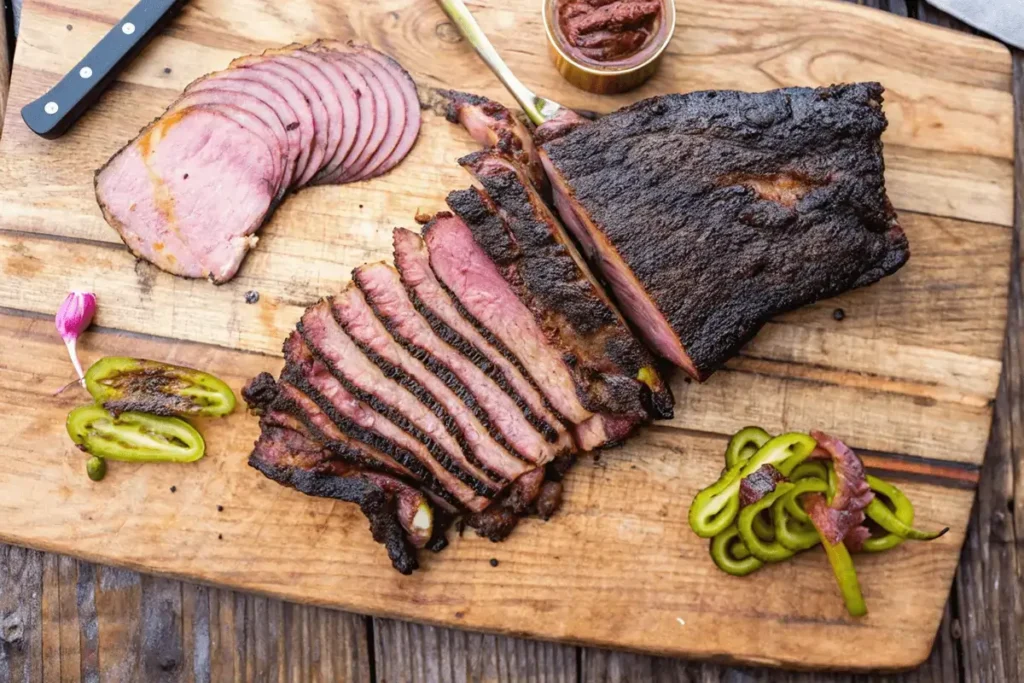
[231,54,329,188]
[199,67,316,192]
[94,105,277,282]
[185,74,304,192]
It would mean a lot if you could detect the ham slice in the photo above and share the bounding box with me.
[95,41,421,282]
[230,52,332,187]
[185,75,303,192]
[95,106,277,282]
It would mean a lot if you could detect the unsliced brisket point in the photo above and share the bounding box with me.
[454,151,673,423]
[540,83,909,379]
[355,261,568,468]
[332,284,529,485]
[298,299,494,511]
[248,411,426,573]
[392,227,572,451]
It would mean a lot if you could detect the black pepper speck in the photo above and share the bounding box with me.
[164,67,172,74]
[217,505,224,512]
[833,308,846,321]
[170,486,177,493]
[218,534,223,540]
[489,558,499,567]
[245,290,260,304]
[66,24,73,31]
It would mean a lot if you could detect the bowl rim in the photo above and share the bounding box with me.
[541,0,677,77]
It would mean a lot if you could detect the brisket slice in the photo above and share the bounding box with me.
[281,331,462,510]
[94,106,278,283]
[299,299,496,510]
[392,228,572,451]
[438,90,544,189]
[249,409,428,573]
[333,283,531,484]
[422,213,617,445]
[354,261,568,468]
[455,151,673,422]
[540,83,909,379]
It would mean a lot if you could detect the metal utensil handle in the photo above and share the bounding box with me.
[436,0,552,124]
[21,0,188,139]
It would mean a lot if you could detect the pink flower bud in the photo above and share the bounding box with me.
[55,291,97,386]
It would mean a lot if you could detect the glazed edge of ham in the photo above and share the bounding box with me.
[94,40,421,284]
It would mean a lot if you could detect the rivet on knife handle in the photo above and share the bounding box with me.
[21,0,189,139]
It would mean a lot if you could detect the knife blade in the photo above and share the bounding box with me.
[21,0,189,139]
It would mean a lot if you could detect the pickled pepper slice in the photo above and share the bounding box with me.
[85,357,236,418]
[67,405,206,462]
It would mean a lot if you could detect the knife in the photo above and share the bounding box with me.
[21,0,189,139]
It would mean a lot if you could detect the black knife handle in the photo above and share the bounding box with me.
[21,0,188,139]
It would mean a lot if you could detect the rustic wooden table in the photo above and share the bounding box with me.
[0,1,1020,681]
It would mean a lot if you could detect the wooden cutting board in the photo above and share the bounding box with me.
[0,0,1014,671]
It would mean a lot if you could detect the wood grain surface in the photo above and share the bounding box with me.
[0,0,1017,674]
[0,0,8,136]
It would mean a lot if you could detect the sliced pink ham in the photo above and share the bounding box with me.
[165,91,288,199]
[230,53,330,187]
[95,106,277,282]
[185,75,302,193]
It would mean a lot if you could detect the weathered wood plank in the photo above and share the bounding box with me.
[372,618,577,683]
[0,553,374,683]
[952,48,1024,683]
[0,1,8,137]
[0,546,44,683]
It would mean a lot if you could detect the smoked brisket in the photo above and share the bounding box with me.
[540,83,908,379]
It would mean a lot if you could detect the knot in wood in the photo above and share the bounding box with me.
[0,612,23,644]
[435,21,463,44]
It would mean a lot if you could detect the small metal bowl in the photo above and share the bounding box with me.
[542,0,676,95]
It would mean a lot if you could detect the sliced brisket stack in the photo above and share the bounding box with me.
[95,41,421,283]
[539,83,909,379]
[245,208,672,570]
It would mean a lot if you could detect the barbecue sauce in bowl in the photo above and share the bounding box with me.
[544,0,675,93]
[555,0,664,66]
